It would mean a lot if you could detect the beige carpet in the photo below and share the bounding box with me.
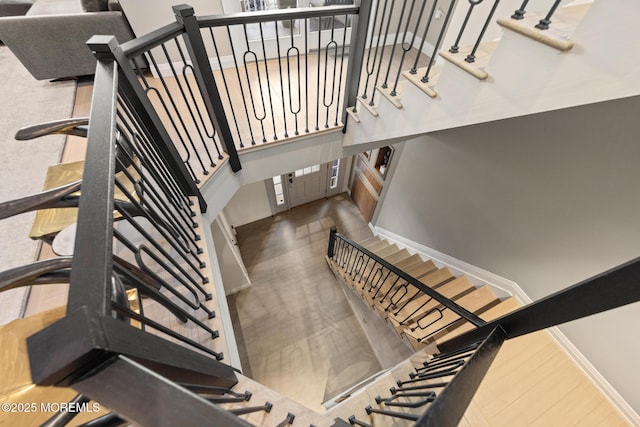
[0,46,76,325]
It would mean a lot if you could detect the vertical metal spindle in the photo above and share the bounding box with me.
[287,21,301,135]
[410,0,438,74]
[274,21,289,138]
[335,13,349,126]
[174,39,222,164]
[369,0,397,106]
[92,36,206,210]
[174,5,241,172]
[304,18,310,133]
[157,43,210,174]
[449,0,482,54]
[328,226,337,257]
[208,27,245,149]
[323,17,338,128]
[381,0,412,90]
[360,0,389,101]
[535,0,561,30]
[243,24,268,143]
[465,0,500,64]
[227,26,256,146]
[511,0,529,19]
[258,22,279,141]
[316,19,322,131]
[142,51,201,183]
[391,0,431,94]
[421,0,455,83]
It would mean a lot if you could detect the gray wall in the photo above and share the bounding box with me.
[374,95,640,414]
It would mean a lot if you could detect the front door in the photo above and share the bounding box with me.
[287,164,329,208]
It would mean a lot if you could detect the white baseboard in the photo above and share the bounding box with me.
[371,224,640,426]
[545,327,640,426]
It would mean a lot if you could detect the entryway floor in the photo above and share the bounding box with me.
[228,193,380,411]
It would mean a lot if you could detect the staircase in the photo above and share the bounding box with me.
[326,235,517,351]
[344,0,640,151]
[3,0,640,425]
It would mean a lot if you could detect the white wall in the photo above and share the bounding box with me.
[223,180,273,227]
[211,218,252,294]
[374,95,640,416]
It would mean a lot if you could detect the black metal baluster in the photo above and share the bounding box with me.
[174,39,222,164]
[536,0,561,30]
[315,20,322,130]
[243,24,268,143]
[304,18,310,133]
[450,0,483,54]
[274,22,289,138]
[395,296,434,325]
[114,176,208,281]
[227,26,256,146]
[112,303,223,359]
[365,405,419,421]
[208,27,245,148]
[410,307,444,331]
[228,402,273,416]
[359,0,388,104]
[136,53,200,183]
[323,17,338,128]
[287,21,301,135]
[391,0,430,94]
[381,0,411,91]
[112,202,211,300]
[114,144,196,257]
[347,415,373,427]
[410,0,438,74]
[158,44,210,175]
[275,413,295,427]
[114,232,202,312]
[369,0,396,106]
[175,5,241,172]
[334,13,349,126]
[114,259,218,336]
[511,0,529,19]
[258,22,279,141]
[372,275,399,299]
[465,0,500,64]
[420,0,455,83]
[121,111,200,238]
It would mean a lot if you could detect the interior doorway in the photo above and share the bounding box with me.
[266,158,345,212]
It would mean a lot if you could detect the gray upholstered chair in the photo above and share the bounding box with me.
[0,0,134,80]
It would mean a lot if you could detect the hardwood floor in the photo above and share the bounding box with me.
[230,193,383,411]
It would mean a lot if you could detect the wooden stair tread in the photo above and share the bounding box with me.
[374,244,402,258]
[383,248,411,264]
[497,3,591,51]
[395,254,427,271]
[439,40,499,80]
[365,260,438,308]
[366,240,392,253]
[358,236,382,248]
[403,285,499,342]
[402,64,443,98]
[386,267,456,310]
[438,296,521,343]
[388,276,475,328]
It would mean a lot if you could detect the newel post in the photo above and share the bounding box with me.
[328,226,338,258]
[174,4,242,172]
